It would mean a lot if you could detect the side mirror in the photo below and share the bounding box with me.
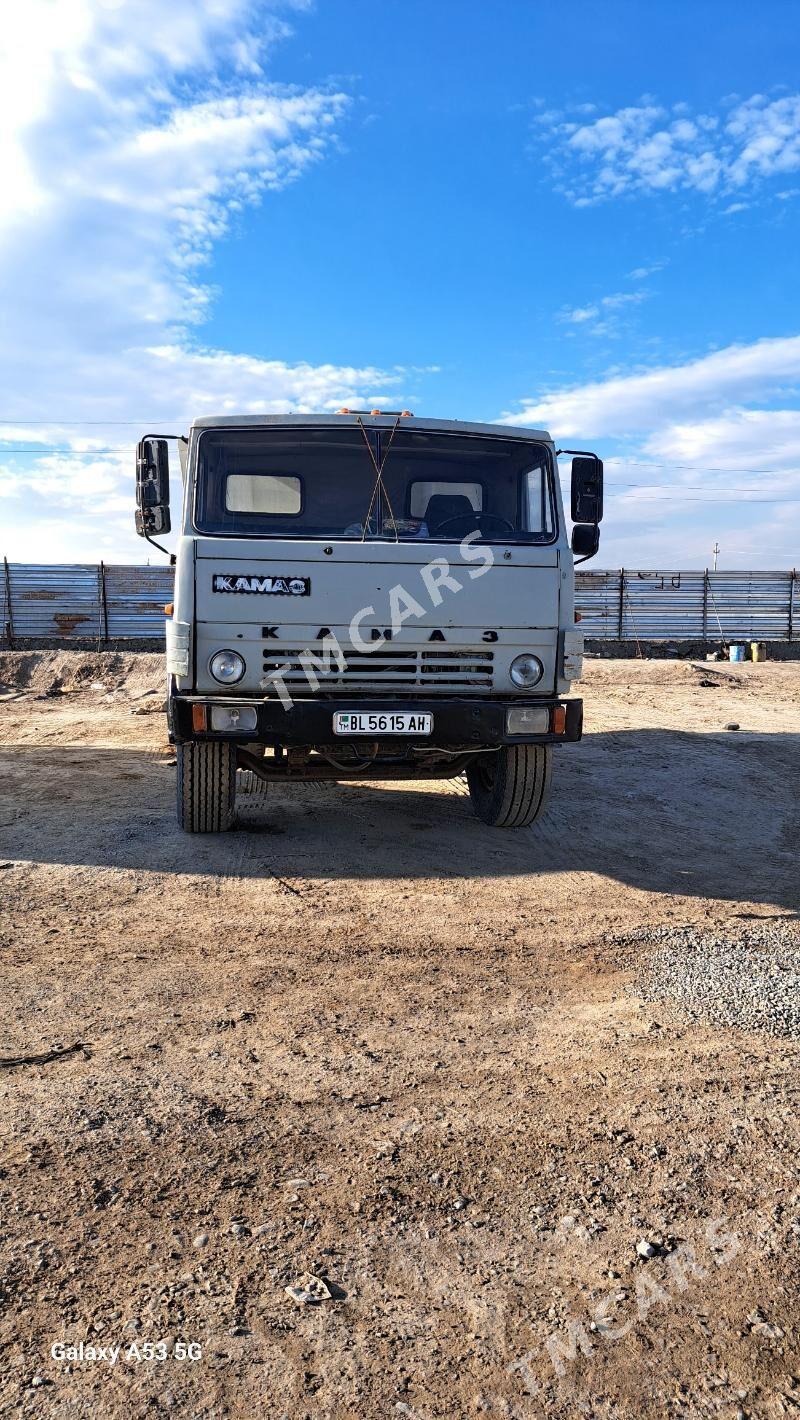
[571,523,600,558]
[135,437,171,536]
[571,455,603,525]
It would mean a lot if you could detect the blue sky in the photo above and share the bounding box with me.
[1,0,799,566]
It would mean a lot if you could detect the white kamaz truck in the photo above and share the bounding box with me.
[135,412,602,832]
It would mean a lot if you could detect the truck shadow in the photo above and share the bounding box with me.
[0,728,798,912]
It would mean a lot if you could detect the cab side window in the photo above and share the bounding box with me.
[524,466,555,537]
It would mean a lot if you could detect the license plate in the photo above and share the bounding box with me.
[333,711,433,736]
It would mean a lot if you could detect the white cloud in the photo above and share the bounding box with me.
[628,261,667,281]
[536,92,800,205]
[0,0,414,560]
[599,292,645,311]
[725,93,800,183]
[641,408,800,473]
[502,336,800,568]
[557,289,646,336]
[504,334,800,438]
[560,304,600,325]
[0,0,349,382]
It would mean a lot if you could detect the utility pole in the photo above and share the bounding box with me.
[712,541,720,571]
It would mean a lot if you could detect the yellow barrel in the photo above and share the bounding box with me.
[750,641,766,661]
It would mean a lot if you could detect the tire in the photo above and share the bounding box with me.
[465,744,552,828]
[176,741,236,832]
[237,768,269,798]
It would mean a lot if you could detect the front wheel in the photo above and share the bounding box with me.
[176,741,236,832]
[466,745,552,828]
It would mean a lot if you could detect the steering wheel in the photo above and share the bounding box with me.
[432,511,516,538]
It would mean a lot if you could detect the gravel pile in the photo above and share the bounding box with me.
[624,921,800,1038]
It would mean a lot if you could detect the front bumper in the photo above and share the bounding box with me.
[170,695,583,746]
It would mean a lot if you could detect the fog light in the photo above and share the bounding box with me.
[510,653,544,688]
[506,706,549,735]
[210,705,257,732]
[210,649,245,684]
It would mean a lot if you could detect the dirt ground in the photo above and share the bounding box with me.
[0,651,798,1419]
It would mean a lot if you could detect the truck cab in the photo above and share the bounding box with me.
[135,412,602,831]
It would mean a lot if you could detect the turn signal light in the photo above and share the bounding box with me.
[336,407,350,414]
[370,408,382,414]
[192,704,208,732]
[574,611,582,622]
[551,706,567,735]
[164,602,174,617]
[401,410,414,416]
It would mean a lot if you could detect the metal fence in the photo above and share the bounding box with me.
[1,562,174,643]
[1,561,797,643]
[577,568,797,642]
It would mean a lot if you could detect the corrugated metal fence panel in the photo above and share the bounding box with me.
[104,564,174,638]
[705,570,793,640]
[622,570,707,640]
[577,569,797,640]
[7,563,102,639]
[575,571,621,636]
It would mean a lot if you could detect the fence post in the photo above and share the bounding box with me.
[789,569,796,643]
[99,561,110,645]
[702,568,709,640]
[3,557,13,649]
[617,568,625,640]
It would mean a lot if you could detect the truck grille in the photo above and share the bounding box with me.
[261,646,495,695]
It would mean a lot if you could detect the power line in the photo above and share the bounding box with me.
[0,419,165,426]
[0,447,133,454]
[558,475,799,492]
[608,458,797,474]
[614,492,800,503]
[610,480,796,493]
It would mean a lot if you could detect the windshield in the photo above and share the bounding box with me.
[194,426,557,542]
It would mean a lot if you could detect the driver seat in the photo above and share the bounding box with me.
[424,493,476,534]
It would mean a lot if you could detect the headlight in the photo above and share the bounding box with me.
[510,653,544,688]
[210,705,257,732]
[209,650,246,684]
[506,706,549,734]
